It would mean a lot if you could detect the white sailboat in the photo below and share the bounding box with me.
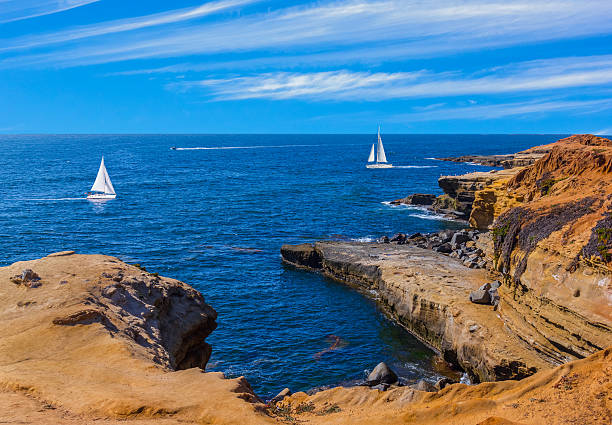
[87,157,116,200]
[366,126,392,168]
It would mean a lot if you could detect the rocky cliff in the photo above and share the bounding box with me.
[437,168,521,217]
[281,242,550,382]
[0,252,273,425]
[3,249,610,424]
[482,135,612,366]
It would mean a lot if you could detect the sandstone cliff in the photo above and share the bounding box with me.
[281,242,550,382]
[0,252,273,425]
[3,250,610,425]
[437,168,521,218]
[481,135,612,366]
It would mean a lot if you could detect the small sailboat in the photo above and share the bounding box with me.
[366,126,392,168]
[87,157,116,200]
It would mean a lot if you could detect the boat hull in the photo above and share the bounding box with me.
[366,163,393,169]
[87,193,116,200]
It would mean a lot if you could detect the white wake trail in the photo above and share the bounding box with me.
[14,197,87,201]
[173,144,320,150]
[391,165,438,169]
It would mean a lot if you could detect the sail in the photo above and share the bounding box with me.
[376,128,387,163]
[103,165,115,195]
[368,144,375,162]
[90,158,107,192]
[90,157,115,194]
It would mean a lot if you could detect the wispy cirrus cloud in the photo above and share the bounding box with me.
[0,0,99,23]
[594,128,612,135]
[0,0,261,53]
[391,99,612,122]
[2,0,612,69]
[170,55,612,101]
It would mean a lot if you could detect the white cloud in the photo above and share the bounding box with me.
[0,0,99,23]
[170,55,612,101]
[391,99,612,122]
[0,0,261,52]
[2,0,612,68]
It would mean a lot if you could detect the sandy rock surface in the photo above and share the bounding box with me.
[0,252,273,425]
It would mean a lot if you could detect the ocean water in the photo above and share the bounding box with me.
[0,134,565,398]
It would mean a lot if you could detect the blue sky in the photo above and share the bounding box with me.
[1,0,611,134]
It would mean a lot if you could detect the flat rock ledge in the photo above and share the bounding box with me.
[281,242,551,382]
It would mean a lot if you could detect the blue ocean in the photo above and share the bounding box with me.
[0,134,565,398]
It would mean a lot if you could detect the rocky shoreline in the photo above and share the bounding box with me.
[2,134,611,425]
[281,240,548,382]
[277,134,612,422]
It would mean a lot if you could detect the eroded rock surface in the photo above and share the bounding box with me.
[278,346,612,425]
[437,168,522,217]
[281,241,550,382]
[0,253,272,425]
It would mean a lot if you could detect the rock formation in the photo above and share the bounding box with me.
[283,134,612,394]
[436,148,549,169]
[482,135,612,365]
[437,168,521,218]
[276,346,612,425]
[0,252,273,425]
[281,241,550,382]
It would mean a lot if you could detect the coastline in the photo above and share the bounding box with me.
[2,134,611,425]
[280,241,548,382]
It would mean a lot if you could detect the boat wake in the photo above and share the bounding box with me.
[391,165,438,169]
[172,144,319,150]
[15,197,87,201]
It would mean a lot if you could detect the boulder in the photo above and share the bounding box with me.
[407,232,423,240]
[270,387,291,404]
[470,289,491,304]
[434,243,453,254]
[370,383,390,391]
[378,235,390,244]
[410,380,437,392]
[389,233,407,244]
[439,230,455,243]
[479,282,492,291]
[366,362,398,386]
[21,269,40,282]
[434,377,456,390]
[451,233,471,245]
[489,289,500,307]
